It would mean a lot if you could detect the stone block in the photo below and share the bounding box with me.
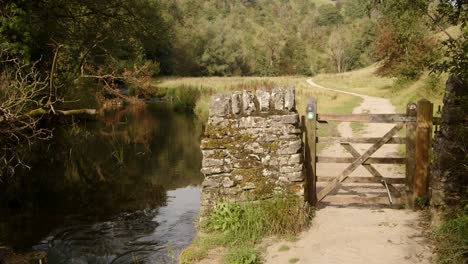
[202,158,224,167]
[284,87,295,111]
[271,87,285,110]
[278,140,302,155]
[242,90,256,114]
[271,114,299,125]
[209,93,231,117]
[287,172,304,182]
[202,176,221,189]
[239,116,268,128]
[280,165,303,173]
[256,90,270,112]
[288,154,301,165]
[231,92,242,114]
[201,164,232,175]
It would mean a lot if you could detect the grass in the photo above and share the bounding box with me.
[154,76,361,118]
[434,209,468,264]
[289,257,300,264]
[179,195,313,264]
[154,76,362,153]
[312,64,446,113]
[278,245,290,252]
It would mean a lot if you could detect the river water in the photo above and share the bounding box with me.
[0,103,204,263]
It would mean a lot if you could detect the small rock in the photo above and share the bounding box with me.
[243,182,256,190]
[278,176,289,182]
[262,169,273,177]
[234,175,244,181]
[287,172,304,182]
[222,177,236,188]
[261,155,271,165]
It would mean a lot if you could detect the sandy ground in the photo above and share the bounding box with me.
[263,79,433,264]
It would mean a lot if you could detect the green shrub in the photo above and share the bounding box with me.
[225,245,260,264]
[208,202,244,233]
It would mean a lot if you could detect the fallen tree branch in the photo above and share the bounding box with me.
[28,108,97,117]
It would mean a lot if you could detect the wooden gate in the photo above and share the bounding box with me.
[302,98,435,206]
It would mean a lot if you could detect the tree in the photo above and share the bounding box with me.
[372,0,438,79]
[326,27,352,73]
[316,4,343,26]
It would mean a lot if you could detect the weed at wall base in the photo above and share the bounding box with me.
[179,195,314,264]
[433,209,468,264]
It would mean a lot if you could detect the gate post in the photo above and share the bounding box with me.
[414,99,433,200]
[304,98,317,205]
[405,103,417,207]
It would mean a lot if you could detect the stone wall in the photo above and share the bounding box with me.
[200,87,305,211]
[431,76,468,209]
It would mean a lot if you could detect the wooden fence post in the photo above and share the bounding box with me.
[304,98,317,205]
[414,99,433,199]
[406,103,417,207]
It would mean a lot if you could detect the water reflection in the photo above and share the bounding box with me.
[0,103,203,263]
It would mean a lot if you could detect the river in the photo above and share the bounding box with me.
[0,103,203,263]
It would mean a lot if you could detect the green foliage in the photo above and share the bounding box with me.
[343,0,372,20]
[159,85,201,112]
[372,1,437,79]
[0,1,31,59]
[435,209,468,264]
[205,195,312,242]
[316,4,343,26]
[181,195,313,263]
[207,202,244,234]
[414,196,431,210]
[225,246,260,264]
[163,0,375,76]
[371,0,467,79]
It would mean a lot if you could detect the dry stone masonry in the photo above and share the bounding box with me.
[431,76,468,209]
[200,87,305,211]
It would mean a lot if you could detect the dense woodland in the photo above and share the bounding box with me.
[0,0,466,178]
[1,0,466,78]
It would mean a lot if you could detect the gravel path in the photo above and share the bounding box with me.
[263,79,433,264]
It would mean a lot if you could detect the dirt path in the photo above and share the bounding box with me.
[263,79,433,264]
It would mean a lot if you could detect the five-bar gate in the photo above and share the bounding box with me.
[302,98,435,206]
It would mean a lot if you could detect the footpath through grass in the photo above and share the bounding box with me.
[314,66,468,264]
[313,65,447,113]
